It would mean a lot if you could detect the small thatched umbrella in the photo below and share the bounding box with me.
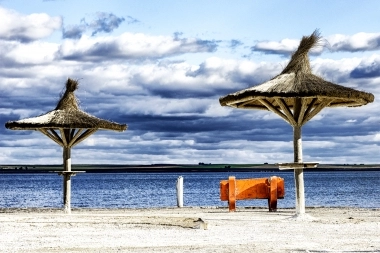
[219,30,374,215]
[5,78,127,213]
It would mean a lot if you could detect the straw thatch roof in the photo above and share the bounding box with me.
[5,79,127,132]
[219,30,374,110]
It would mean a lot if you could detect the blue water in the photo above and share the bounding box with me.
[0,171,379,209]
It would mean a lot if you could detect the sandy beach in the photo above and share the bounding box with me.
[0,207,379,253]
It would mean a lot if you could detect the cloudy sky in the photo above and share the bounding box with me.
[1,0,380,165]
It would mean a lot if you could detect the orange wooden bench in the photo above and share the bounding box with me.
[220,176,285,212]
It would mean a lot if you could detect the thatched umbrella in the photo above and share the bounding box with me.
[5,78,127,213]
[219,30,374,215]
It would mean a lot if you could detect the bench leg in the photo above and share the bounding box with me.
[268,176,278,212]
[228,176,236,212]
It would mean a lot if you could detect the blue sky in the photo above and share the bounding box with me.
[1,0,380,165]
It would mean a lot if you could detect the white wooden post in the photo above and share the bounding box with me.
[63,147,72,214]
[293,125,305,215]
[176,176,183,207]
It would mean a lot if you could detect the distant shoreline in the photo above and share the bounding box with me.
[1,163,380,173]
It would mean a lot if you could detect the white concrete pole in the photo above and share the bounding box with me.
[293,125,305,215]
[176,176,184,207]
[63,147,72,214]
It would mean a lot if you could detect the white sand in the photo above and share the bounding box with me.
[0,207,379,252]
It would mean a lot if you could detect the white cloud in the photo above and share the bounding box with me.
[326,32,380,52]
[363,116,380,124]
[0,7,62,42]
[2,108,46,119]
[305,141,337,149]
[311,57,372,90]
[0,40,59,64]
[252,32,380,55]
[312,57,362,75]
[0,146,61,164]
[57,33,217,61]
[374,133,380,141]
[120,96,215,116]
[253,38,324,55]
[204,103,231,117]
[253,38,299,54]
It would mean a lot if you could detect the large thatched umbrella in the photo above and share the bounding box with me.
[5,78,127,213]
[219,31,374,215]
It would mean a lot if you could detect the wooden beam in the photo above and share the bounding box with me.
[39,129,64,147]
[297,98,309,126]
[238,99,256,108]
[49,129,62,143]
[225,96,255,107]
[59,129,68,147]
[71,129,97,147]
[70,129,76,140]
[237,101,250,108]
[275,98,297,126]
[293,98,301,123]
[277,162,319,170]
[258,98,290,124]
[65,129,71,144]
[302,98,334,125]
[302,98,317,119]
[68,129,84,147]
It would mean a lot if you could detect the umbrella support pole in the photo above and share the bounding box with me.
[63,147,72,214]
[278,162,318,215]
[293,126,305,215]
[63,173,71,214]
[294,169,305,215]
[56,147,85,214]
[57,170,84,214]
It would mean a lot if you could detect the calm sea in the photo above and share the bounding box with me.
[0,171,379,209]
